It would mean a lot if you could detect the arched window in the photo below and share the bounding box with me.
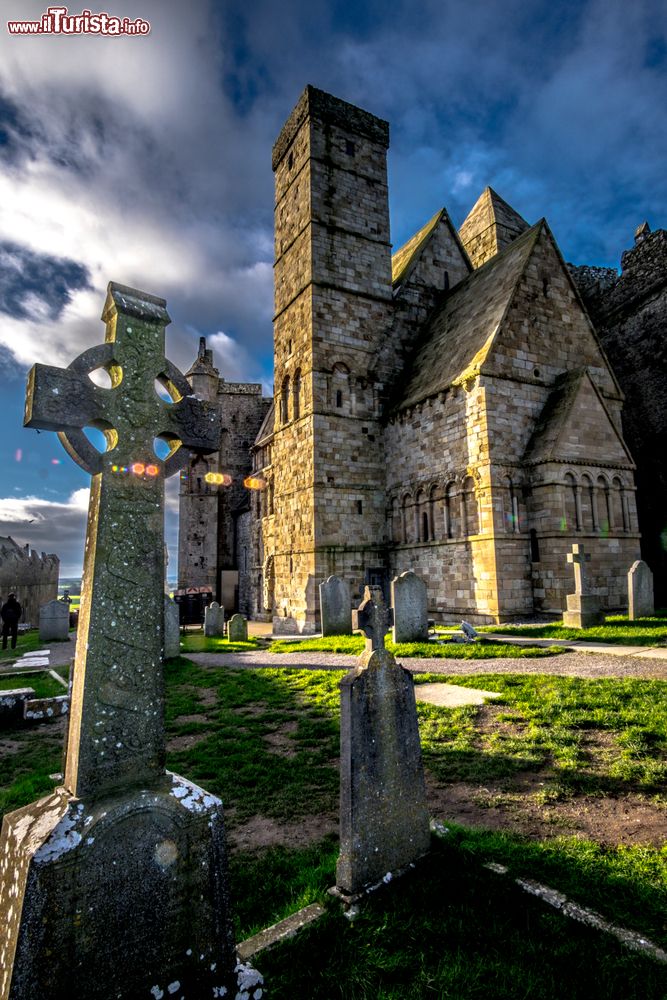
[391,497,401,543]
[331,362,349,412]
[429,484,441,542]
[564,473,580,532]
[597,475,610,534]
[611,477,628,531]
[416,489,428,542]
[293,368,301,420]
[401,493,412,544]
[445,481,457,538]
[581,474,596,532]
[280,375,290,424]
[504,476,519,533]
[463,476,479,536]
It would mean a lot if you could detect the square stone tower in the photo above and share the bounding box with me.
[270,86,393,632]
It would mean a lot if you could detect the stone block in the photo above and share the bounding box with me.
[0,689,34,728]
[204,601,225,637]
[319,575,352,635]
[227,613,248,642]
[391,570,428,643]
[628,560,654,619]
[163,596,180,659]
[563,592,604,628]
[38,600,69,642]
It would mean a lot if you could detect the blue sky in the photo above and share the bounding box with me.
[0,0,666,575]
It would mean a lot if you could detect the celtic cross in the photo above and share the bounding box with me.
[24,282,221,800]
[352,585,394,653]
[567,542,591,595]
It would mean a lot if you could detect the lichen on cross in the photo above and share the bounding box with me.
[23,282,222,801]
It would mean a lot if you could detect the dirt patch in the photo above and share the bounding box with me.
[233,702,270,717]
[263,721,298,757]
[227,812,338,852]
[0,737,24,755]
[425,774,667,847]
[474,704,527,738]
[167,731,211,752]
[197,687,218,707]
[172,713,207,725]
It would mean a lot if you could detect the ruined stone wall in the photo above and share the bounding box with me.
[0,537,59,625]
[572,229,667,602]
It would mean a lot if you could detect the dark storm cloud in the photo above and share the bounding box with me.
[0,242,92,321]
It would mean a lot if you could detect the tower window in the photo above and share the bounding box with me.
[288,152,294,170]
[336,390,343,408]
[345,139,355,156]
[357,500,363,515]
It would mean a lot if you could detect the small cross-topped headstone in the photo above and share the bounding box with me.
[336,585,430,898]
[0,283,241,999]
[352,584,393,654]
[563,541,603,628]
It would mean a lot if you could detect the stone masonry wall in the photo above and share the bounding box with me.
[0,537,59,625]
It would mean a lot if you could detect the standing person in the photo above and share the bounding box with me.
[1,594,22,650]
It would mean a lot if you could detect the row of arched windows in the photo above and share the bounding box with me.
[390,478,480,544]
[563,472,631,534]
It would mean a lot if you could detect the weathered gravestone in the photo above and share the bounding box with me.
[163,595,180,659]
[336,586,431,897]
[391,570,428,643]
[0,283,239,999]
[204,600,225,637]
[38,599,69,642]
[628,560,654,619]
[319,575,352,636]
[227,613,248,642]
[562,542,604,628]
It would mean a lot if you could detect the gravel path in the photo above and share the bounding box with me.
[188,649,667,680]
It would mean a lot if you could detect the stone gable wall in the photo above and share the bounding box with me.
[0,539,59,625]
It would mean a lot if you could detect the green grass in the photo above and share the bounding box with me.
[479,614,667,645]
[1,659,665,994]
[0,629,71,663]
[415,673,667,793]
[179,633,260,655]
[0,671,67,698]
[269,634,564,658]
[250,831,667,999]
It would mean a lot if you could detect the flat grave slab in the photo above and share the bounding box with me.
[415,683,502,707]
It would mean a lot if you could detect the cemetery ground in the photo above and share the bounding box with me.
[1,631,666,997]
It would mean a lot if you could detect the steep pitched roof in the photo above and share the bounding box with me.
[391,208,470,288]
[524,369,634,467]
[459,187,529,268]
[394,222,542,412]
[254,401,275,446]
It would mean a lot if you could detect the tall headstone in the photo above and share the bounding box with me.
[204,600,225,637]
[336,586,430,897]
[163,595,180,659]
[391,570,428,643]
[38,599,69,642]
[227,613,248,642]
[319,575,352,636]
[0,283,240,999]
[628,560,654,619]
[562,542,604,628]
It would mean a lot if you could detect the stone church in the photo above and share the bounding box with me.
[178,85,649,631]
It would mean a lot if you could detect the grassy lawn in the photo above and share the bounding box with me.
[179,633,260,655]
[0,630,72,663]
[1,659,665,996]
[478,613,667,645]
[0,671,68,698]
[269,634,565,658]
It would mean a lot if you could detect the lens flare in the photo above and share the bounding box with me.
[131,462,146,476]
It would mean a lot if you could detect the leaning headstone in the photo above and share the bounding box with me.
[227,613,248,642]
[204,600,225,637]
[391,570,428,643]
[38,599,69,642]
[628,560,654,619]
[163,595,180,659]
[336,586,431,897]
[0,283,241,998]
[562,542,604,628]
[319,575,352,635]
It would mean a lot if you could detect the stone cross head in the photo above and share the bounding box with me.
[352,585,394,652]
[567,542,591,594]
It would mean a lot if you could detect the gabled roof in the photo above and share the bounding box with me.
[394,222,542,412]
[391,208,470,288]
[254,401,275,447]
[459,187,529,268]
[524,368,634,467]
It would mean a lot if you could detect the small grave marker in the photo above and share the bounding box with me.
[562,542,603,628]
[628,560,654,619]
[320,575,352,635]
[204,600,225,637]
[38,599,69,642]
[227,613,248,642]
[391,570,428,643]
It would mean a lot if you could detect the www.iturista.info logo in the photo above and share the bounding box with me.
[7,6,150,35]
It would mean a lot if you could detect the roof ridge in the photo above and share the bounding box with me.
[391,208,447,286]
